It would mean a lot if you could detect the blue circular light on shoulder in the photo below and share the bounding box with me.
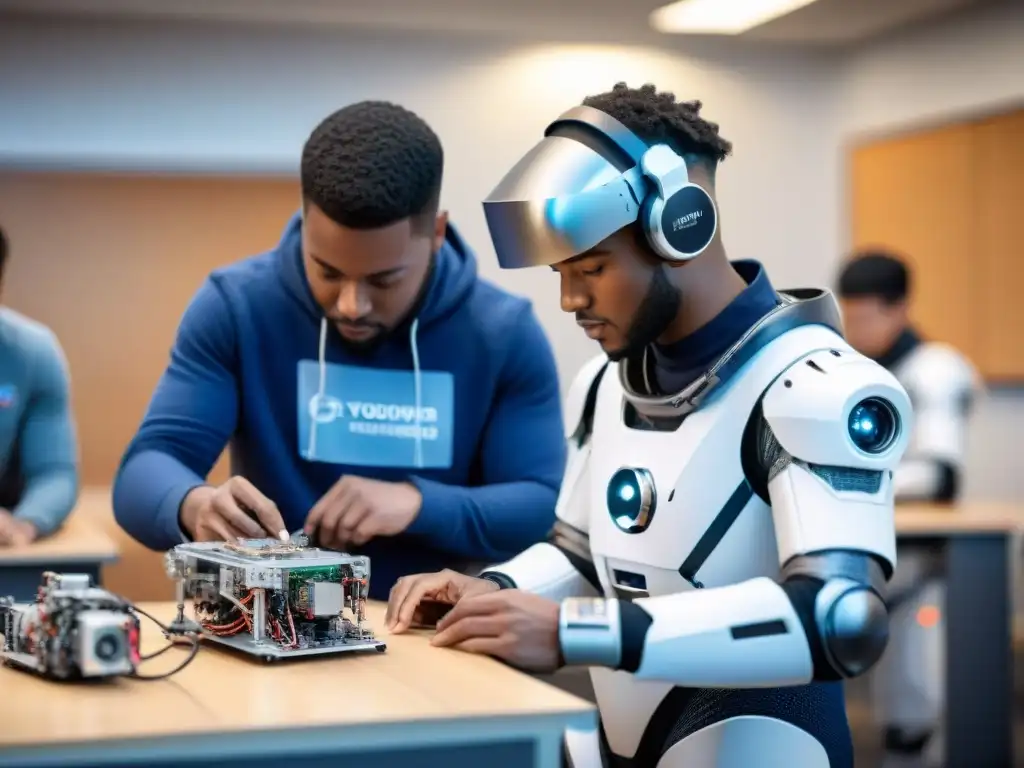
[848,397,900,455]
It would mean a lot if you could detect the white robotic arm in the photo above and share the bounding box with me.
[479,355,608,601]
[557,350,911,689]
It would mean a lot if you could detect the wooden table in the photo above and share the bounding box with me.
[0,601,596,768]
[0,489,120,600]
[894,501,1023,768]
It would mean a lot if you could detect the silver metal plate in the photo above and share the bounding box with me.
[174,540,367,570]
[203,632,386,660]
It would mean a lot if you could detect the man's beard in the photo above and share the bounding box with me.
[606,267,681,363]
[332,322,391,357]
[332,251,437,357]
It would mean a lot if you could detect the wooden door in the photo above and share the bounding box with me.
[849,107,1024,381]
[849,123,980,358]
[975,110,1024,381]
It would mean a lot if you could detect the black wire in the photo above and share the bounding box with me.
[131,636,199,681]
[127,602,202,681]
[140,641,176,662]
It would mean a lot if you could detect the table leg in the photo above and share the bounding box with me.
[944,533,1013,767]
[0,563,104,601]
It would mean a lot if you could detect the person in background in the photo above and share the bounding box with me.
[113,101,566,599]
[0,226,79,547]
[837,250,980,762]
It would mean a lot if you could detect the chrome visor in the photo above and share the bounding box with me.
[482,131,650,269]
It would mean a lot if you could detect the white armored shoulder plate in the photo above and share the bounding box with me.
[563,354,610,441]
[762,348,912,471]
[897,341,980,402]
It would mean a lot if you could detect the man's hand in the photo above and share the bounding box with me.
[179,477,287,542]
[0,508,39,547]
[430,590,562,673]
[305,476,422,551]
[386,569,500,633]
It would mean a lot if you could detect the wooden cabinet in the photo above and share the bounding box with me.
[849,108,1024,382]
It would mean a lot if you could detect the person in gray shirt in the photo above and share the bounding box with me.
[0,226,79,546]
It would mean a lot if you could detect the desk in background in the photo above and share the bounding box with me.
[0,488,119,601]
[895,501,1023,768]
[0,601,595,768]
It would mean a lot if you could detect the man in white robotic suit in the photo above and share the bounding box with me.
[837,252,979,763]
[385,83,914,768]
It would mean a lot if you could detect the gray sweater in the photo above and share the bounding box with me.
[0,307,79,535]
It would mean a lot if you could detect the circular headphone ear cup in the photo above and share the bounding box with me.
[658,184,718,261]
[641,194,673,260]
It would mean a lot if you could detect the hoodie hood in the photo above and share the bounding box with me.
[277,211,478,333]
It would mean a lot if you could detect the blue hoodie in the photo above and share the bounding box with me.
[113,214,566,599]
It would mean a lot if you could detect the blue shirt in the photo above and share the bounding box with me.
[113,214,566,598]
[0,308,79,535]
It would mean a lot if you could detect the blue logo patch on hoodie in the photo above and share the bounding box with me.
[297,360,454,469]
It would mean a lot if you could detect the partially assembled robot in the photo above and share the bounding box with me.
[475,104,913,767]
[165,535,386,661]
[1,572,141,680]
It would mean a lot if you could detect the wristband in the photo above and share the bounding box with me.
[479,572,516,590]
[558,596,621,668]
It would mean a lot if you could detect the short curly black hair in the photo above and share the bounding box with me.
[300,101,444,234]
[582,83,732,172]
[838,250,910,304]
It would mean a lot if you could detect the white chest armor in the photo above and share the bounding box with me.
[573,323,852,757]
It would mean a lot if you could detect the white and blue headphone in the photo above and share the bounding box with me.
[546,105,719,262]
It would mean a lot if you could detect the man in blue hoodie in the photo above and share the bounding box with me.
[113,101,566,599]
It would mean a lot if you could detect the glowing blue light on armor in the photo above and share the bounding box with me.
[607,467,656,534]
[848,398,898,454]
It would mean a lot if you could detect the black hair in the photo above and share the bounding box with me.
[0,226,7,280]
[582,82,733,173]
[837,250,910,304]
[300,100,444,234]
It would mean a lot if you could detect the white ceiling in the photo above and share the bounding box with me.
[0,0,1002,47]
[745,0,991,43]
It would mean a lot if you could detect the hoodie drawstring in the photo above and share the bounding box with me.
[409,317,423,469]
[306,317,329,461]
[306,316,424,469]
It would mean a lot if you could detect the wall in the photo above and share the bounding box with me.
[837,1,1024,140]
[0,8,1020,502]
[0,14,844,409]
[836,0,1024,502]
[0,172,299,486]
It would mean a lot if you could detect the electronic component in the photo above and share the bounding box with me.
[166,535,386,661]
[0,572,198,682]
